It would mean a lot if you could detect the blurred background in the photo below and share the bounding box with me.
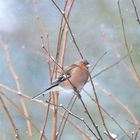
[0,0,140,139]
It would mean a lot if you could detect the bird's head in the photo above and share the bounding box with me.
[77,59,90,68]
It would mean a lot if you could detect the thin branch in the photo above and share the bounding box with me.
[50,1,74,138]
[95,83,139,125]
[40,96,51,140]
[134,132,139,140]
[78,93,103,140]
[53,103,92,140]
[67,120,91,140]
[32,2,53,139]
[50,0,83,59]
[131,0,140,25]
[32,0,52,77]
[100,24,138,84]
[2,44,33,140]
[1,84,92,140]
[57,95,78,140]
[0,91,48,140]
[60,1,73,67]
[83,89,132,140]
[54,1,77,139]
[41,95,102,140]
[56,94,76,139]
[52,0,71,77]
[60,25,68,67]
[91,53,130,79]
[90,51,108,74]
[0,95,20,140]
[118,0,140,85]
[57,106,92,140]
[89,74,114,140]
[60,104,98,139]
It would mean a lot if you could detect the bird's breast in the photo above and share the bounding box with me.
[60,66,89,91]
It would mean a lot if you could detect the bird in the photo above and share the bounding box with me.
[32,59,90,99]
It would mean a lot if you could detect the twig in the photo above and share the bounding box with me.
[57,109,92,140]
[41,96,102,140]
[131,0,140,25]
[83,89,132,140]
[32,0,52,77]
[50,0,83,59]
[40,96,51,140]
[0,91,48,140]
[0,83,100,139]
[1,84,92,140]
[118,0,140,85]
[54,103,92,140]
[95,83,139,125]
[90,51,108,74]
[51,93,58,140]
[60,19,68,68]
[3,45,33,140]
[60,1,73,67]
[52,0,71,76]
[56,94,76,139]
[0,95,20,140]
[54,1,76,139]
[51,1,74,137]
[66,119,91,140]
[134,132,139,140]
[89,74,114,140]
[32,2,53,139]
[110,117,132,140]
[100,24,138,85]
[45,97,99,139]
[39,24,52,140]
[60,104,99,139]
[57,95,78,140]
[78,93,103,140]
[132,132,134,140]
[91,53,130,79]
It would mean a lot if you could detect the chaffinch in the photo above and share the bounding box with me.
[32,59,89,99]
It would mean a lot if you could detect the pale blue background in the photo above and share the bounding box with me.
[0,0,140,139]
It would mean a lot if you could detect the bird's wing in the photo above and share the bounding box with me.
[60,64,78,77]
[45,64,78,91]
[32,64,78,99]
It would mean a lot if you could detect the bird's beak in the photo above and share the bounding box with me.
[87,64,91,68]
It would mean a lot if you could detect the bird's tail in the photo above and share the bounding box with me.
[32,83,59,100]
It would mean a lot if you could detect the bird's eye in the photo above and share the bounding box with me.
[84,60,89,65]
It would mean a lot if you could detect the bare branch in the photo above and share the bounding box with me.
[131,0,140,25]
[0,95,20,140]
[118,0,140,85]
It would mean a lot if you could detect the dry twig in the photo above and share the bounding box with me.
[0,95,20,140]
